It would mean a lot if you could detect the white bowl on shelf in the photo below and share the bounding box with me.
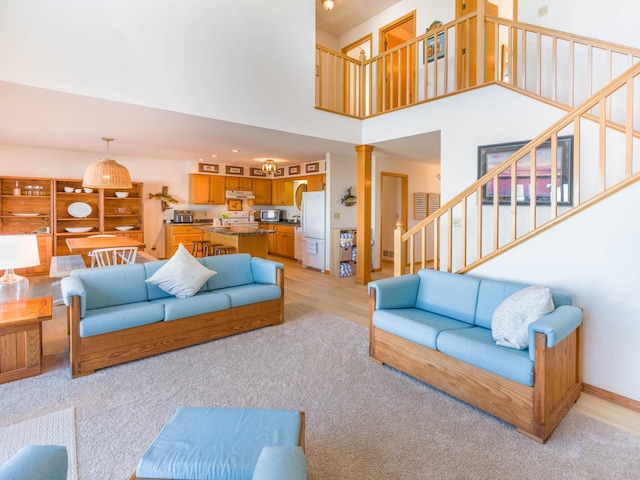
[83,187,93,193]
[115,225,135,231]
[65,227,94,233]
[64,187,74,193]
[115,191,129,198]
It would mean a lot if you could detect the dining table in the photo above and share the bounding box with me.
[65,236,146,254]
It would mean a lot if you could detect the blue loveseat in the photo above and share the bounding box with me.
[368,269,583,443]
[62,253,284,378]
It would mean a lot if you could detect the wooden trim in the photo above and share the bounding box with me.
[583,383,640,414]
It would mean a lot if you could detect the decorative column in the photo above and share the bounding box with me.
[355,145,373,284]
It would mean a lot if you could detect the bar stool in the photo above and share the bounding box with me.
[214,245,235,255]
[202,243,223,257]
[191,240,211,257]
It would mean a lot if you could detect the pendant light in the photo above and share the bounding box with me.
[261,159,278,174]
[83,137,132,189]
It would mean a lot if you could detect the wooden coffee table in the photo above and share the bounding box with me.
[0,296,52,384]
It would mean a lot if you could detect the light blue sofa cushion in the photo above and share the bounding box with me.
[153,292,231,321]
[80,302,165,337]
[368,274,420,309]
[203,254,255,291]
[250,257,284,284]
[436,327,534,386]
[373,308,472,350]
[144,259,209,300]
[474,279,575,329]
[61,275,87,317]
[136,407,302,480]
[252,446,306,480]
[71,264,149,310]
[0,445,67,480]
[215,284,282,308]
[414,269,481,325]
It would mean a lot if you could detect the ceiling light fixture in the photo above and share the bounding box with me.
[261,159,278,174]
[322,0,335,11]
[82,137,132,189]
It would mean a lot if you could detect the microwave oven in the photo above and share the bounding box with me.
[260,209,281,222]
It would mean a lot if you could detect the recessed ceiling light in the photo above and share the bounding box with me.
[230,149,240,153]
[210,154,218,158]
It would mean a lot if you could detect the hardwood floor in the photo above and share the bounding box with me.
[41,256,640,438]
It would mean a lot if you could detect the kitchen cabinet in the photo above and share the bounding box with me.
[190,174,225,205]
[259,223,276,253]
[165,224,204,258]
[307,174,326,191]
[275,225,295,258]
[252,178,272,205]
[271,178,294,206]
[225,176,253,191]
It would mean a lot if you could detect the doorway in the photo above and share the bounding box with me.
[380,173,408,264]
[378,11,416,110]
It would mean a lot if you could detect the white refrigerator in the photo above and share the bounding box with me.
[301,191,326,272]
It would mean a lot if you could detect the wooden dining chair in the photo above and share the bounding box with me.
[91,247,138,267]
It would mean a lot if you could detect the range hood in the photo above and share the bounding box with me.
[225,190,255,199]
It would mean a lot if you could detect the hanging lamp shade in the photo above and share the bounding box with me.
[82,137,132,189]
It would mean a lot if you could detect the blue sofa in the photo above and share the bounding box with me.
[368,269,583,443]
[0,445,68,480]
[62,253,284,378]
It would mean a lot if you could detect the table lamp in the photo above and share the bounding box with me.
[0,234,40,303]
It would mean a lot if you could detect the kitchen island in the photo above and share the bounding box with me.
[195,226,274,259]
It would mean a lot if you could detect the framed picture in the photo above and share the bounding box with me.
[478,136,574,206]
[274,167,285,177]
[426,31,445,63]
[250,168,266,177]
[228,199,243,211]
[288,165,301,175]
[225,165,244,175]
[198,163,219,173]
[305,162,319,173]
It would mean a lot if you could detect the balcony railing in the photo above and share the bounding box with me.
[316,13,640,119]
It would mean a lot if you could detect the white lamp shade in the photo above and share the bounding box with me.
[0,234,40,270]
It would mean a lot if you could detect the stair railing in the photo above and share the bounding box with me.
[394,61,640,276]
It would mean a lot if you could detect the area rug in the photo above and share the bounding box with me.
[0,407,78,480]
[0,303,638,479]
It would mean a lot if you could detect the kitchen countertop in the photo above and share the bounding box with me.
[194,226,275,235]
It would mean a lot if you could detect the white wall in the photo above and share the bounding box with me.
[0,0,362,144]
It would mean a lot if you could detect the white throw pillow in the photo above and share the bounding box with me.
[491,285,554,350]
[145,243,216,298]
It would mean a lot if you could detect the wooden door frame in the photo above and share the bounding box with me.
[380,172,408,266]
[378,10,416,111]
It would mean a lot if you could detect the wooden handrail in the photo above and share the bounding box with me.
[394,61,640,276]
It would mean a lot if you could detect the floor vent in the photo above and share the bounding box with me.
[382,249,394,258]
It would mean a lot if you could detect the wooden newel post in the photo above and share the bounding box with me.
[393,220,406,277]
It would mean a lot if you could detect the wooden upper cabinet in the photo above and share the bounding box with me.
[271,178,294,205]
[190,174,225,205]
[252,178,272,205]
[307,174,326,192]
[225,176,253,191]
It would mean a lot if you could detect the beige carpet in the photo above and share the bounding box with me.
[0,303,639,479]
[0,407,78,480]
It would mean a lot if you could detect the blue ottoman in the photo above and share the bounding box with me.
[134,407,305,480]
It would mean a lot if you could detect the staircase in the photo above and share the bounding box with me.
[315,12,640,276]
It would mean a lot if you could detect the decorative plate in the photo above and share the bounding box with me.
[115,225,134,231]
[65,227,94,233]
[68,202,92,218]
